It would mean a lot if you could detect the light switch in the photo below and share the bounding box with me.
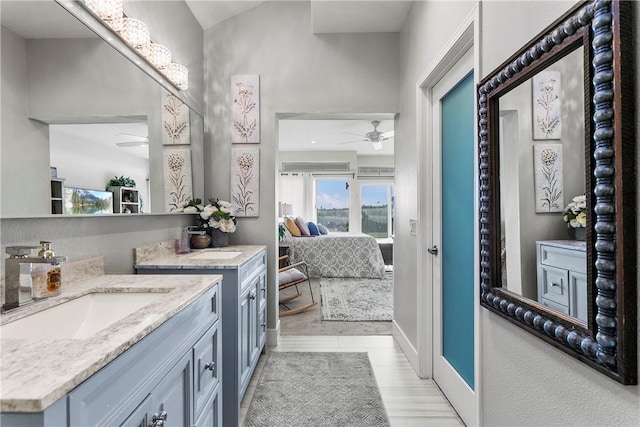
[409,219,417,236]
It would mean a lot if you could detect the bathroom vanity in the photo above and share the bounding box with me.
[0,273,222,427]
[536,240,587,322]
[134,244,267,427]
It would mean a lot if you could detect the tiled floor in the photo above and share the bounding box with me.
[240,335,465,426]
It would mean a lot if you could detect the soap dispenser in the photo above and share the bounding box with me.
[32,241,62,299]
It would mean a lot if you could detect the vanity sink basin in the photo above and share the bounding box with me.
[0,292,167,340]
[189,251,243,260]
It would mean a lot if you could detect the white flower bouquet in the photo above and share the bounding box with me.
[562,194,586,228]
[182,198,237,233]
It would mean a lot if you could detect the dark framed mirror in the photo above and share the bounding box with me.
[478,0,636,384]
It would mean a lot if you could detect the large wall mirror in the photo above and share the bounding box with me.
[478,0,636,384]
[1,1,204,217]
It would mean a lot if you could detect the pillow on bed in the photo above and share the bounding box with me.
[317,224,329,235]
[295,216,311,236]
[279,267,307,286]
[307,222,320,236]
[285,217,301,237]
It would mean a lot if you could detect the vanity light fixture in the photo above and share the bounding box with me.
[81,0,189,91]
[84,0,123,32]
[121,17,150,57]
[148,42,172,70]
[167,62,189,91]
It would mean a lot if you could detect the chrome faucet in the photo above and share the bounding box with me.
[3,246,67,312]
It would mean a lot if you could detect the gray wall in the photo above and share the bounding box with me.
[396,0,477,350]
[0,27,50,216]
[480,1,640,425]
[203,1,400,332]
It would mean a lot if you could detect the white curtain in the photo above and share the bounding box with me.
[278,174,306,219]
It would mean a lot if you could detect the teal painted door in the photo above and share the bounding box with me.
[441,72,475,388]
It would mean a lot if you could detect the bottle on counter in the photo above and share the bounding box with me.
[32,241,61,299]
[175,227,191,254]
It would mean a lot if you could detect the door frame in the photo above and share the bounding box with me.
[415,4,481,426]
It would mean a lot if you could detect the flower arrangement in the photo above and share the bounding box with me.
[183,198,237,233]
[563,194,586,228]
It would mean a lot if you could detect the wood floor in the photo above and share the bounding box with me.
[240,335,465,426]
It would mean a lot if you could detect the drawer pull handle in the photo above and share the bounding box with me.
[551,282,561,287]
[249,291,257,300]
[204,361,215,371]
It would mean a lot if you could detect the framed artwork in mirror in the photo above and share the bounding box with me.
[477,0,636,384]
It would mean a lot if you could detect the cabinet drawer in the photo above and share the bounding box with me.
[239,251,266,292]
[539,244,586,273]
[539,265,569,306]
[541,297,570,315]
[193,322,221,418]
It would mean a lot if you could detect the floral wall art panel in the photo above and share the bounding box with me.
[533,144,563,213]
[161,90,190,145]
[231,147,259,217]
[532,70,561,140]
[231,75,259,143]
[163,148,193,212]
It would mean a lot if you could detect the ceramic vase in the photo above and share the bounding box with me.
[567,226,586,241]
[190,233,211,249]
[210,228,229,247]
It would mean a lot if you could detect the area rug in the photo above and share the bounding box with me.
[320,272,393,321]
[244,352,390,427]
[279,279,392,336]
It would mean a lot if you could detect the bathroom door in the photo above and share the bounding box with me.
[430,47,476,425]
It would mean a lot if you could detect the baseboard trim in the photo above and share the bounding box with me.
[267,320,280,346]
[392,320,420,376]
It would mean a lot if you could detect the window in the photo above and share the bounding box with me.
[361,183,394,238]
[315,178,350,232]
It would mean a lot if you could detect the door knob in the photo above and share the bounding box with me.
[427,245,439,255]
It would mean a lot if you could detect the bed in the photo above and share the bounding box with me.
[285,232,386,279]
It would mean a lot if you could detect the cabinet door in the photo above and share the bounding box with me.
[150,351,193,427]
[570,271,588,322]
[194,322,221,418]
[120,394,153,427]
[194,389,221,427]
[238,285,254,392]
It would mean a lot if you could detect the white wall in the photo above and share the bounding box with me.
[480,1,640,425]
[203,1,400,333]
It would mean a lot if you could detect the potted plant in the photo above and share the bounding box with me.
[107,176,136,188]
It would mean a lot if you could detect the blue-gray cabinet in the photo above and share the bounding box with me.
[1,281,221,427]
[136,248,267,427]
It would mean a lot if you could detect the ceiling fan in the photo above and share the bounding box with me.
[115,132,149,147]
[338,120,394,150]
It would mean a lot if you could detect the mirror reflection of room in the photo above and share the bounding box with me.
[0,1,204,217]
[498,45,587,322]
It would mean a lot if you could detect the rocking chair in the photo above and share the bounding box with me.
[278,255,316,317]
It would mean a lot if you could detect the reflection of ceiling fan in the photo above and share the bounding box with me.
[115,133,149,147]
[339,120,394,150]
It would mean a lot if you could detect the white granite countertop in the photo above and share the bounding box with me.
[134,245,266,270]
[0,273,221,413]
